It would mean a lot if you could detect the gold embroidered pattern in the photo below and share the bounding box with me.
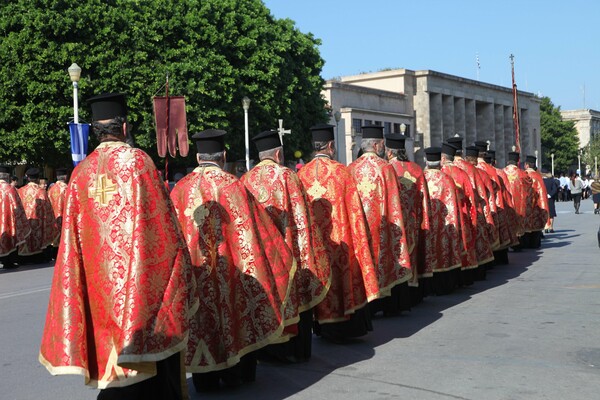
[307,181,327,199]
[91,174,118,206]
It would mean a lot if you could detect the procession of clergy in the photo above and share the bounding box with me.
[0,93,549,399]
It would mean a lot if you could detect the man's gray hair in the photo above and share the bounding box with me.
[360,138,381,152]
[314,140,333,151]
[425,160,441,168]
[198,151,226,162]
[0,172,9,181]
[259,146,281,161]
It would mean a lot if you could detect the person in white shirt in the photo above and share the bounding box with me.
[569,173,584,213]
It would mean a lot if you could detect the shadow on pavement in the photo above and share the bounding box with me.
[186,244,542,400]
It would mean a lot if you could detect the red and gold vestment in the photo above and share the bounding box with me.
[39,141,195,389]
[423,169,464,272]
[0,181,30,256]
[17,182,57,255]
[241,160,331,337]
[298,155,378,323]
[170,165,297,372]
[525,168,550,232]
[348,153,412,294]
[502,164,534,235]
[442,163,492,267]
[48,180,68,246]
[453,158,500,251]
[389,158,434,281]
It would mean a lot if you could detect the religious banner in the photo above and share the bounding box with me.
[153,96,189,158]
[68,122,90,166]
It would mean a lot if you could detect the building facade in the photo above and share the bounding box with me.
[322,69,541,167]
[560,109,600,149]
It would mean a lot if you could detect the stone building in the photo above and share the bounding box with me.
[560,109,600,148]
[322,69,541,167]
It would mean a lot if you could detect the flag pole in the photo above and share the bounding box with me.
[510,54,521,154]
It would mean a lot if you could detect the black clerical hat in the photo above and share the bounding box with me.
[447,136,463,147]
[252,130,281,153]
[26,167,40,178]
[474,141,488,152]
[441,142,457,157]
[424,147,442,162]
[465,146,479,158]
[483,154,492,164]
[361,125,384,139]
[55,168,68,176]
[192,129,226,153]
[487,149,496,160]
[87,93,127,121]
[384,134,406,150]
[507,152,520,163]
[525,155,537,165]
[310,124,335,142]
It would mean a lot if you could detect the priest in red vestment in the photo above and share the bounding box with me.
[0,166,30,269]
[385,134,433,304]
[502,151,534,249]
[297,124,378,341]
[523,155,549,248]
[348,125,412,316]
[170,129,297,391]
[475,145,515,265]
[423,147,464,294]
[47,168,69,254]
[39,93,195,400]
[441,142,489,284]
[241,130,330,363]
[487,150,521,250]
[17,167,57,261]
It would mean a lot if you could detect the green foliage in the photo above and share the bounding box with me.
[582,134,600,177]
[0,0,327,169]
[539,96,579,175]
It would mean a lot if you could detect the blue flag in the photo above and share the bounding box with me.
[69,122,90,166]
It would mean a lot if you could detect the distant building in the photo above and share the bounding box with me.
[322,69,541,167]
[560,109,600,148]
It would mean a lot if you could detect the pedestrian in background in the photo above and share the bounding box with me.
[591,178,600,214]
[569,173,584,214]
[543,171,559,232]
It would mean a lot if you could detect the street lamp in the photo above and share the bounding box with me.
[242,96,251,172]
[400,123,407,136]
[68,63,82,123]
[333,111,341,161]
[551,153,555,176]
[534,150,538,168]
[578,148,582,176]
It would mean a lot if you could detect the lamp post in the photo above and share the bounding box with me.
[551,153,555,176]
[400,123,407,136]
[534,150,538,168]
[242,96,251,172]
[68,63,82,123]
[578,149,582,176]
[595,156,598,178]
[334,111,341,161]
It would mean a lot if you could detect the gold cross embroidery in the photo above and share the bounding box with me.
[357,177,376,197]
[399,171,416,189]
[92,174,118,206]
[307,181,327,199]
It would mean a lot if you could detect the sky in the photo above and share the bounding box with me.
[263,0,599,111]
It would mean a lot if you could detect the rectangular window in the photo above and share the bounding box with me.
[374,121,382,126]
[384,122,391,134]
[364,119,373,126]
[352,118,362,135]
[393,123,401,133]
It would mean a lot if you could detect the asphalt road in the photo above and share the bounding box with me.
[1,199,599,400]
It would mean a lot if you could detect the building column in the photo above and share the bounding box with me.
[465,99,476,150]
[454,97,466,142]
[429,93,443,146]
[442,94,454,140]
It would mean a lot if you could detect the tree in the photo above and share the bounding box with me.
[539,96,579,175]
[582,133,600,177]
[0,0,327,171]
